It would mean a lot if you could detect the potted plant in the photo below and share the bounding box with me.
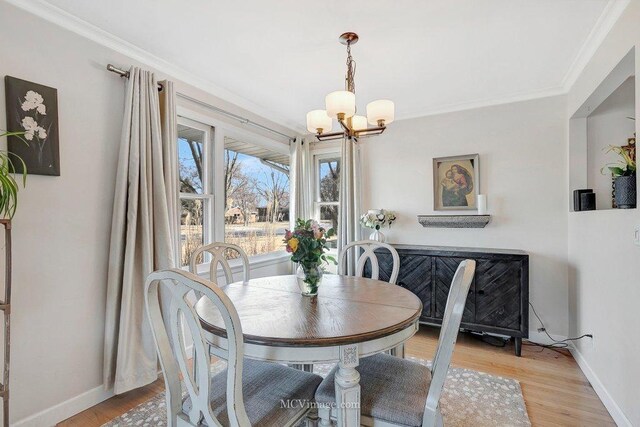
[360,209,397,242]
[602,143,636,209]
[0,131,27,219]
[283,219,336,296]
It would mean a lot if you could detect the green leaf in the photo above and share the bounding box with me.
[608,166,625,177]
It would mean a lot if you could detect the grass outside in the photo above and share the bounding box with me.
[180,221,288,266]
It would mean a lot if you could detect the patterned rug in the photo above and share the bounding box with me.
[103,357,530,426]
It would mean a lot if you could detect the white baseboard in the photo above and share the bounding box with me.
[569,344,631,427]
[12,385,113,427]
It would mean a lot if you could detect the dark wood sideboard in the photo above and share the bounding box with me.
[364,244,529,356]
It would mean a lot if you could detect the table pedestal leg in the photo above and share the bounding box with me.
[335,344,360,427]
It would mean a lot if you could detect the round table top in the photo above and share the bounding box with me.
[195,274,423,347]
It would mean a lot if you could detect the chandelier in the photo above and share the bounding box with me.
[306,32,395,141]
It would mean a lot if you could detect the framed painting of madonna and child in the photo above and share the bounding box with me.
[433,154,480,211]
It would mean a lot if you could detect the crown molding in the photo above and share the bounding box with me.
[395,85,567,122]
[4,0,629,127]
[561,0,631,91]
[3,0,303,134]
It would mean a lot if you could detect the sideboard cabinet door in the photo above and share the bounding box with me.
[364,252,433,319]
[474,259,522,330]
[434,257,475,323]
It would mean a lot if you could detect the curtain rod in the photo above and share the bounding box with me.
[106,64,295,141]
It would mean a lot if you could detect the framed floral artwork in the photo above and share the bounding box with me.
[433,154,480,210]
[4,76,60,176]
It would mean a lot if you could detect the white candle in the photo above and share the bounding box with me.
[477,195,487,215]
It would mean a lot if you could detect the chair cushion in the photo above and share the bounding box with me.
[315,353,431,427]
[183,358,323,426]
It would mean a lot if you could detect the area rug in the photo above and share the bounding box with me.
[103,357,530,426]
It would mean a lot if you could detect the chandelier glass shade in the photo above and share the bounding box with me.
[306,32,394,141]
[306,110,333,134]
[325,91,356,119]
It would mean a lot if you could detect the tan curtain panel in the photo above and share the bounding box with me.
[103,68,177,394]
[289,136,312,226]
[337,137,362,275]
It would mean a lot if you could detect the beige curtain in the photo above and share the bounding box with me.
[104,68,177,394]
[337,137,362,274]
[289,136,312,226]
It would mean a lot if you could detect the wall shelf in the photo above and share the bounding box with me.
[417,215,491,228]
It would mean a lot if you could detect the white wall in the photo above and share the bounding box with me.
[586,76,635,210]
[0,3,294,425]
[567,1,640,425]
[360,95,569,337]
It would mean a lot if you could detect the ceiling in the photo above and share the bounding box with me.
[12,0,628,132]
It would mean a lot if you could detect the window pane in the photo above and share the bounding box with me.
[319,159,340,202]
[223,139,290,257]
[180,198,204,266]
[319,205,339,249]
[178,124,205,194]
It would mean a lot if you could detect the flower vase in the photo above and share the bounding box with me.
[369,229,386,242]
[296,263,323,296]
[614,175,637,209]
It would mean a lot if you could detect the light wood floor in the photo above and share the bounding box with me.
[58,327,614,426]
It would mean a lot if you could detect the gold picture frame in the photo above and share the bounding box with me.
[433,154,480,211]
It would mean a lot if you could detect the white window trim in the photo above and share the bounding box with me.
[183,250,291,280]
[176,104,291,274]
[313,151,341,220]
[177,116,215,254]
[312,151,341,264]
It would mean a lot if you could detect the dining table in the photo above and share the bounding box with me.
[194,274,423,427]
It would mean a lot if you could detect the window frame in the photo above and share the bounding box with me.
[314,153,341,219]
[177,116,215,266]
[176,105,291,269]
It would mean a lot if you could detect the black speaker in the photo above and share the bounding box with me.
[580,192,596,211]
[573,189,593,211]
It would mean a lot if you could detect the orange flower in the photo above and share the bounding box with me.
[288,237,299,253]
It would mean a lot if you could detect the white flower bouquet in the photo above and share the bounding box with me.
[359,209,397,231]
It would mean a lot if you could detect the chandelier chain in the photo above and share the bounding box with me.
[345,42,356,94]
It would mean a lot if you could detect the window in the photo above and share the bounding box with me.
[178,119,213,266]
[224,137,289,257]
[315,155,340,248]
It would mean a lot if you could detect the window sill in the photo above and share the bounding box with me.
[183,251,292,280]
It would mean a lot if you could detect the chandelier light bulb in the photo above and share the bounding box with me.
[306,110,333,134]
[366,100,395,126]
[325,91,356,120]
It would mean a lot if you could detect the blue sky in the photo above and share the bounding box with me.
[178,138,288,202]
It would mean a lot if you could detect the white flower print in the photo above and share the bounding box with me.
[21,116,47,141]
[20,90,46,115]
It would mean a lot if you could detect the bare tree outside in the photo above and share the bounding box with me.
[224,149,240,209]
[223,149,289,257]
[319,159,340,232]
[177,126,291,263]
[257,169,290,223]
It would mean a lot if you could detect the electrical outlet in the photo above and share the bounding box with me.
[635,226,640,246]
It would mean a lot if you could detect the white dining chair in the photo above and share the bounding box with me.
[189,242,250,286]
[338,239,404,356]
[338,240,401,285]
[315,259,476,427]
[145,269,323,427]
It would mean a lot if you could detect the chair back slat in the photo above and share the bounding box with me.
[189,242,250,286]
[145,269,250,427]
[422,259,475,426]
[338,240,400,284]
